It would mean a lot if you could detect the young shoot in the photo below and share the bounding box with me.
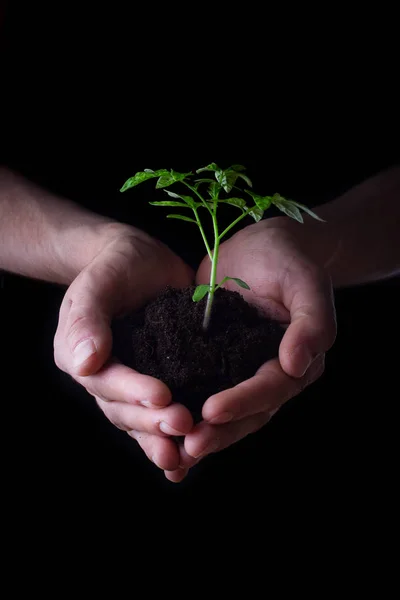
[120,163,324,330]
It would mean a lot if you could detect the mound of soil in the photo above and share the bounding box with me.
[112,287,284,421]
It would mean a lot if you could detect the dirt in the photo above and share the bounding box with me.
[112,287,284,422]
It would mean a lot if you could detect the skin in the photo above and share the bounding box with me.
[160,220,337,482]
[53,228,196,472]
[1,166,399,482]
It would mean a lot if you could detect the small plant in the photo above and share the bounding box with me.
[121,163,323,329]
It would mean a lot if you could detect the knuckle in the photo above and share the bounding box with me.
[66,314,93,346]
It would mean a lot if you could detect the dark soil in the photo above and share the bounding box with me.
[112,287,284,422]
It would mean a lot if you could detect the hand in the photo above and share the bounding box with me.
[54,224,194,472]
[165,217,336,482]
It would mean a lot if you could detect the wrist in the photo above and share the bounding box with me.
[53,221,137,285]
[260,215,339,281]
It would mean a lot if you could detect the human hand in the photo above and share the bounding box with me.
[54,224,195,472]
[165,217,336,482]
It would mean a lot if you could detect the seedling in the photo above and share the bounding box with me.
[121,163,323,329]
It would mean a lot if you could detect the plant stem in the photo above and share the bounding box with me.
[180,181,212,260]
[218,207,252,241]
[203,210,219,330]
[183,182,213,216]
[193,208,212,260]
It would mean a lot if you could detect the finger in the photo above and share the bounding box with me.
[185,412,272,459]
[279,265,336,377]
[75,360,172,408]
[96,397,194,437]
[164,468,189,483]
[178,445,199,470]
[128,430,180,471]
[54,270,116,377]
[202,356,325,424]
[164,444,200,482]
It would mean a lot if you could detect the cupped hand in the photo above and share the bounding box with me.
[165,217,337,482]
[54,224,194,472]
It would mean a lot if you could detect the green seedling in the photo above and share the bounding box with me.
[121,163,323,330]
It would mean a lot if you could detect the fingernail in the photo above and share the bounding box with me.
[73,338,96,367]
[208,412,234,425]
[159,422,186,436]
[294,347,316,377]
[193,439,220,459]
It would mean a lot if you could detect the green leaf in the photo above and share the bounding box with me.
[237,173,253,188]
[194,178,216,184]
[218,197,247,210]
[219,276,251,290]
[230,164,247,172]
[120,169,169,192]
[166,214,197,224]
[156,170,192,189]
[245,190,272,210]
[164,190,183,198]
[216,169,239,193]
[196,163,219,174]
[149,201,189,207]
[208,181,220,199]
[288,201,326,222]
[246,206,264,222]
[192,285,210,302]
[164,190,200,208]
[271,194,303,223]
[229,277,251,290]
[216,276,251,291]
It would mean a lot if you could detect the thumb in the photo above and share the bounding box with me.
[54,279,113,378]
[279,268,336,378]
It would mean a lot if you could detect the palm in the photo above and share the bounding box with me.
[197,219,306,325]
[64,228,193,326]
[163,218,335,481]
[196,217,335,379]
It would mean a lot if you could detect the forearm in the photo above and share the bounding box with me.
[0,167,120,284]
[298,166,400,287]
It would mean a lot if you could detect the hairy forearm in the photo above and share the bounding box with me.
[299,166,400,287]
[0,167,119,284]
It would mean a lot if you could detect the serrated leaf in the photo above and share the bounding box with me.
[149,201,189,207]
[218,197,246,210]
[216,169,239,193]
[166,214,197,224]
[192,285,210,302]
[196,163,219,174]
[120,169,169,192]
[272,195,303,223]
[246,205,264,222]
[164,190,199,208]
[156,175,180,189]
[245,190,272,210]
[156,171,192,189]
[289,201,326,222]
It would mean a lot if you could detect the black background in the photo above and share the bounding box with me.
[1,2,399,533]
